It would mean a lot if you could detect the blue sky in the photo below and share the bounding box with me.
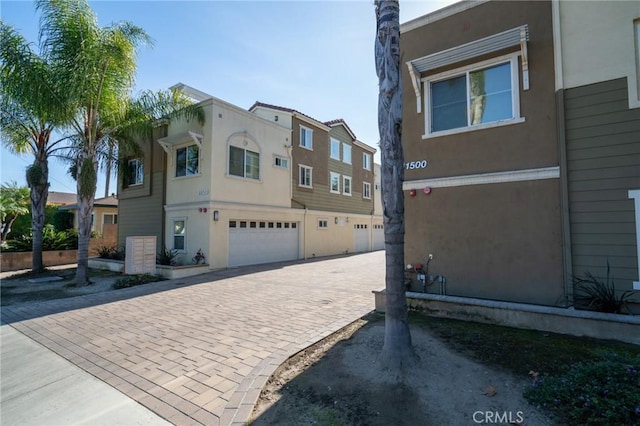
[1,0,455,195]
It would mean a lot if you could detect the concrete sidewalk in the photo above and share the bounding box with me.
[1,325,170,426]
[1,251,384,425]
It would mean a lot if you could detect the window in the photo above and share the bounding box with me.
[363,182,371,199]
[103,213,118,225]
[274,155,288,169]
[173,219,186,251]
[330,138,341,159]
[343,176,352,196]
[127,158,143,186]
[176,144,199,177]
[229,146,260,180]
[425,54,521,136]
[330,172,340,193]
[318,219,328,229]
[342,144,351,164]
[300,125,313,149]
[363,153,371,170]
[299,164,313,188]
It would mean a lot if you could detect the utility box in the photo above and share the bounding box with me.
[125,236,156,275]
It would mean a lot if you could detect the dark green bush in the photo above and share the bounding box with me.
[574,261,636,314]
[96,245,125,260]
[4,224,77,252]
[113,274,162,289]
[525,353,640,425]
[156,245,179,266]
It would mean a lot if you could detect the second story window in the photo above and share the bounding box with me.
[229,146,260,180]
[363,182,371,199]
[363,153,371,170]
[176,144,199,177]
[343,176,352,196]
[300,125,313,149]
[299,164,313,188]
[128,158,143,186]
[274,155,288,169]
[342,144,351,164]
[330,172,340,193]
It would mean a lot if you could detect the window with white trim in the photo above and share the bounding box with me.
[318,219,328,229]
[103,213,118,225]
[229,146,260,180]
[424,54,521,136]
[330,138,341,160]
[343,144,351,164]
[363,182,371,199]
[330,172,340,193]
[127,158,143,186]
[274,155,288,169]
[299,164,313,188]
[300,125,313,149]
[173,218,186,252]
[343,176,352,196]
[363,153,371,170]
[175,144,199,177]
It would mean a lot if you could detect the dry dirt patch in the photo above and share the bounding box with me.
[251,314,551,425]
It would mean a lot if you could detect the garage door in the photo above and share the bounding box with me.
[373,224,384,250]
[228,220,299,267]
[354,224,370,253]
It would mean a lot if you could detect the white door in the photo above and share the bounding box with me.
[228,220,299,267]
[354,224,370,253]
[373,224,384,250]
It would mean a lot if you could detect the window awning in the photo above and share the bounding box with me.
[157,131,203,154]
[406,25,529,113]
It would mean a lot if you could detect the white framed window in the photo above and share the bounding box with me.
[342,144,352,164]
[103,213,118,225]
[423,53,522,138]
[274,155,288,169]
[363,182,371,199]
[318,219,328,229]
[343,176,352,196]
[330,172,340,193]
[363,153,371,170]
[172,218,186,252]
[127,158,143,186]
[229,146,260,180]
[175,144,199,177]
[299,164,313,188]
[330,138,341,160]
[300,125,313,149]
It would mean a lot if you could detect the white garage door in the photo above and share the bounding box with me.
[354,224,370,253]
[373,224,384,250]
[228,220,299,267]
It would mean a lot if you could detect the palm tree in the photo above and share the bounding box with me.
[375,0,415,370]
[0,181,30,245]
[0,23,74,272]
[36,0,204,285]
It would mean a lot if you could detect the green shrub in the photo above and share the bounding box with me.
[113,274,162,289]
[573,261,636,314]
[96,245,125,260]
[525,353,640,425]
[156,245,179,266]
[4,224,78,252]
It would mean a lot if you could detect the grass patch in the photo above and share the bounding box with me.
[113,274,164,289]
[412,313,640,425]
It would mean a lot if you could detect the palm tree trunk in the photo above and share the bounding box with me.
[74,150,98,285]
[375,0,415,370]
[29,152,49,272]
[104,142,113,197]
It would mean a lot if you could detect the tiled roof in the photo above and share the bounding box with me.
[249,101,327,127]
[324,118,357,140]
[47,192,77,205]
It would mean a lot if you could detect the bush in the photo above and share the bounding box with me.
[156,245,179,266]
[4,224,77,252]
[96,245,125,260]
[113,274,162,289]
[525,353,640,425]
[573,261,636,314]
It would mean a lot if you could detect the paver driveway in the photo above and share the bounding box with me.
[1,251,385,425]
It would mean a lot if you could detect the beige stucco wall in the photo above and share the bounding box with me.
[555,0,640,107]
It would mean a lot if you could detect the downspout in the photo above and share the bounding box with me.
[553,0,573,306]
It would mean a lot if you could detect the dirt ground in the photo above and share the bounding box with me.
[0,266,122,306]
[251,314,552,425]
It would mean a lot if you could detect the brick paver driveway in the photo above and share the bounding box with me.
[1,251,385,425]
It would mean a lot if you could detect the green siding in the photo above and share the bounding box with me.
[565,78,640,288]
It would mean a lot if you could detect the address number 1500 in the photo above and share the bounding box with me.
[405,160,428,170]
